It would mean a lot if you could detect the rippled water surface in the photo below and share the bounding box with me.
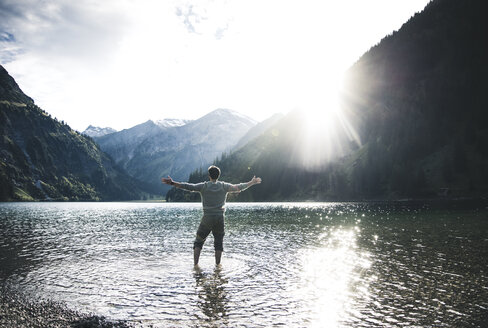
[0,201,487,327]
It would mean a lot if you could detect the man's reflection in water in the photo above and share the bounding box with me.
[194,266,229,323]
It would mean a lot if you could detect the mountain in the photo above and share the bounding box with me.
[93,118,192,165]
[95,108,256,192]
[233,113,284,151]
[154,118,191,128]
[168,0,488,201]
[0,65,150,201]
[339,0,488,198]
[0,66,33,104]
[82,125,117,138]
[94,120,174,165]
[166,108,359,202]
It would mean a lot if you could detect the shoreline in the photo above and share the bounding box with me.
[1,196,487,205]
[0,285,131,328]
[0,192,487,204]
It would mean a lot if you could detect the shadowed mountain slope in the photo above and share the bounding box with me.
[0,65,149,201]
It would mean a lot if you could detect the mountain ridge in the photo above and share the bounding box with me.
[94,107,257,193]
[82,125,117,138]
[0,65,150,201]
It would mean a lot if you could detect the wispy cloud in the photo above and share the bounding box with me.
[174,0,233,39]
[0,0,132,66]
[0,31,22,63]
[0,32,15,42]
[175,4,200,34]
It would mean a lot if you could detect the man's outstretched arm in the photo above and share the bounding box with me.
[161,176,204,192]
[228,176,262,193]
[161,176,181,188]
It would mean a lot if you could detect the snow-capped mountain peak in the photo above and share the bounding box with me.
[82,125,117,138]
[153,118,192,128]
[93,108,258,189]
[199,108,256,123]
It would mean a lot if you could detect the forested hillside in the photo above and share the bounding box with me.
[167,0,488,202]
[0,65,149,201]
[341,0,488,198]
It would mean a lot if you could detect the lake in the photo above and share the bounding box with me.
[0,201,487,327]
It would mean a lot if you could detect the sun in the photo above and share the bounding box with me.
[295,76,361,171]
[303,89,341,131]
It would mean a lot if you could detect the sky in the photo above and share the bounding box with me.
[0,0,430,131]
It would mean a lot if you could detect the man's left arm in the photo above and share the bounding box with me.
[227,176,262,193]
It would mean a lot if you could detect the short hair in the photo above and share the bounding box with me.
[208,165,221,180]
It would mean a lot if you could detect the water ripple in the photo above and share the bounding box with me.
[0,201,487,327]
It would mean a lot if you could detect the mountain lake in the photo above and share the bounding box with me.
[0,201,487,327]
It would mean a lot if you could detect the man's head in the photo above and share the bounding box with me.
[208,165,221,180]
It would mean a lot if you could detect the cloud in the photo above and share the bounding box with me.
[0,31,22,63]
[0,0,132,66]
[0,0,26,21]
[0,0,138,130]
[0,0,431,131]
[175,4,199,34]
[0,31,15,42]
[214,24,229,40]
[174,0,233,40]
[0,1,28,63]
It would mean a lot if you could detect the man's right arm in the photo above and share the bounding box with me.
[161,176,204,192]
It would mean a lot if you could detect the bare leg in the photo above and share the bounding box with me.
[215,250,222,265]
[194,247,202,266]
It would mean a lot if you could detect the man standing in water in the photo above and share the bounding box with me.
[161,166,261,266]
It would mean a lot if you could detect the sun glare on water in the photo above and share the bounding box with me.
[297,226,372,327]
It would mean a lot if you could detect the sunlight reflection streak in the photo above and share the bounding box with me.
[297,227,371,327]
